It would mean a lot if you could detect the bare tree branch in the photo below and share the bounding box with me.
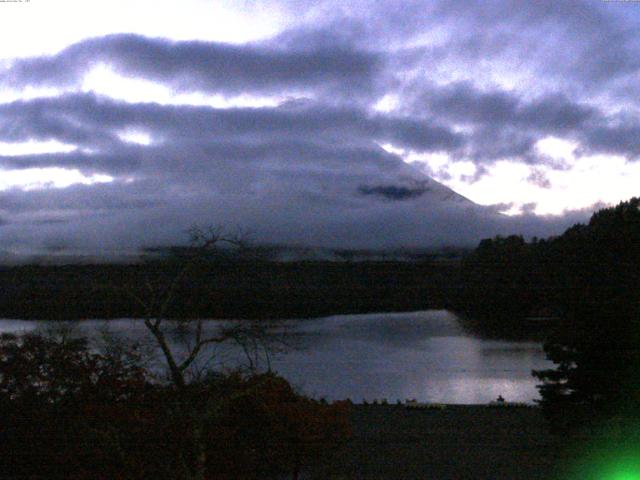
[117,225,254,389]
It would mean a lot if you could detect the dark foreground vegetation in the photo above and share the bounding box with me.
[0,332,351,480]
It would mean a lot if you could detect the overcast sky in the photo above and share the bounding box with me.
[1,0,639,258]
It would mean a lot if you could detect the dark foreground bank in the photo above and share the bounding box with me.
[308,404,562,480]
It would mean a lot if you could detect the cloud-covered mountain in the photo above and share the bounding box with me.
[4,0,635,260]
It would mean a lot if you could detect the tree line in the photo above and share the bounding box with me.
[460,198,640,430]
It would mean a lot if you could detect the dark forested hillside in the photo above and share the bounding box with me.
[532,198,640,428]
[458,197,640,428]
[458,197,640,326]
[0,261,462,320]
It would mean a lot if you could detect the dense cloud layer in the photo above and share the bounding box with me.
[1,0,638,259]
[3,34,382,98]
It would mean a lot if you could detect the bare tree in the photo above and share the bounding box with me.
[221,319,293,373]
[119,226,292,479]
[124,226,244,388]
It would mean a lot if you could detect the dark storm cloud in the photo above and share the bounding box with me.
[416,0,640,88]
[520,203,537,215]
[2,3,639,166]
[3,34,382,98]
[424,83,595,133]
[273,0,640,90]
[580,124,640,159]
[0,150,142,175]
[407,80,640,164]
[279,0,640,162]
[358,183,429,201]
[0,93,463,168]
[410,82,606,163]
[526,169,551,189]
[485,202,514,214]
[459,164,489,184]
[0,183,162,214]
[31,218,70,226]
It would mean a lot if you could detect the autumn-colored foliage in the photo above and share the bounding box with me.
[207,373,352,479]
[0,333,351,479]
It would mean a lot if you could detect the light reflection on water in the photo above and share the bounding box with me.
[0,310,551,404]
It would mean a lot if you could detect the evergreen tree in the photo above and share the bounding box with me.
[533,198,640,430]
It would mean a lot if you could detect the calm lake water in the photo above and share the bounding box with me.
[0,310,551,404]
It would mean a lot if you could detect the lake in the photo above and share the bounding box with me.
[0,310,551,404]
